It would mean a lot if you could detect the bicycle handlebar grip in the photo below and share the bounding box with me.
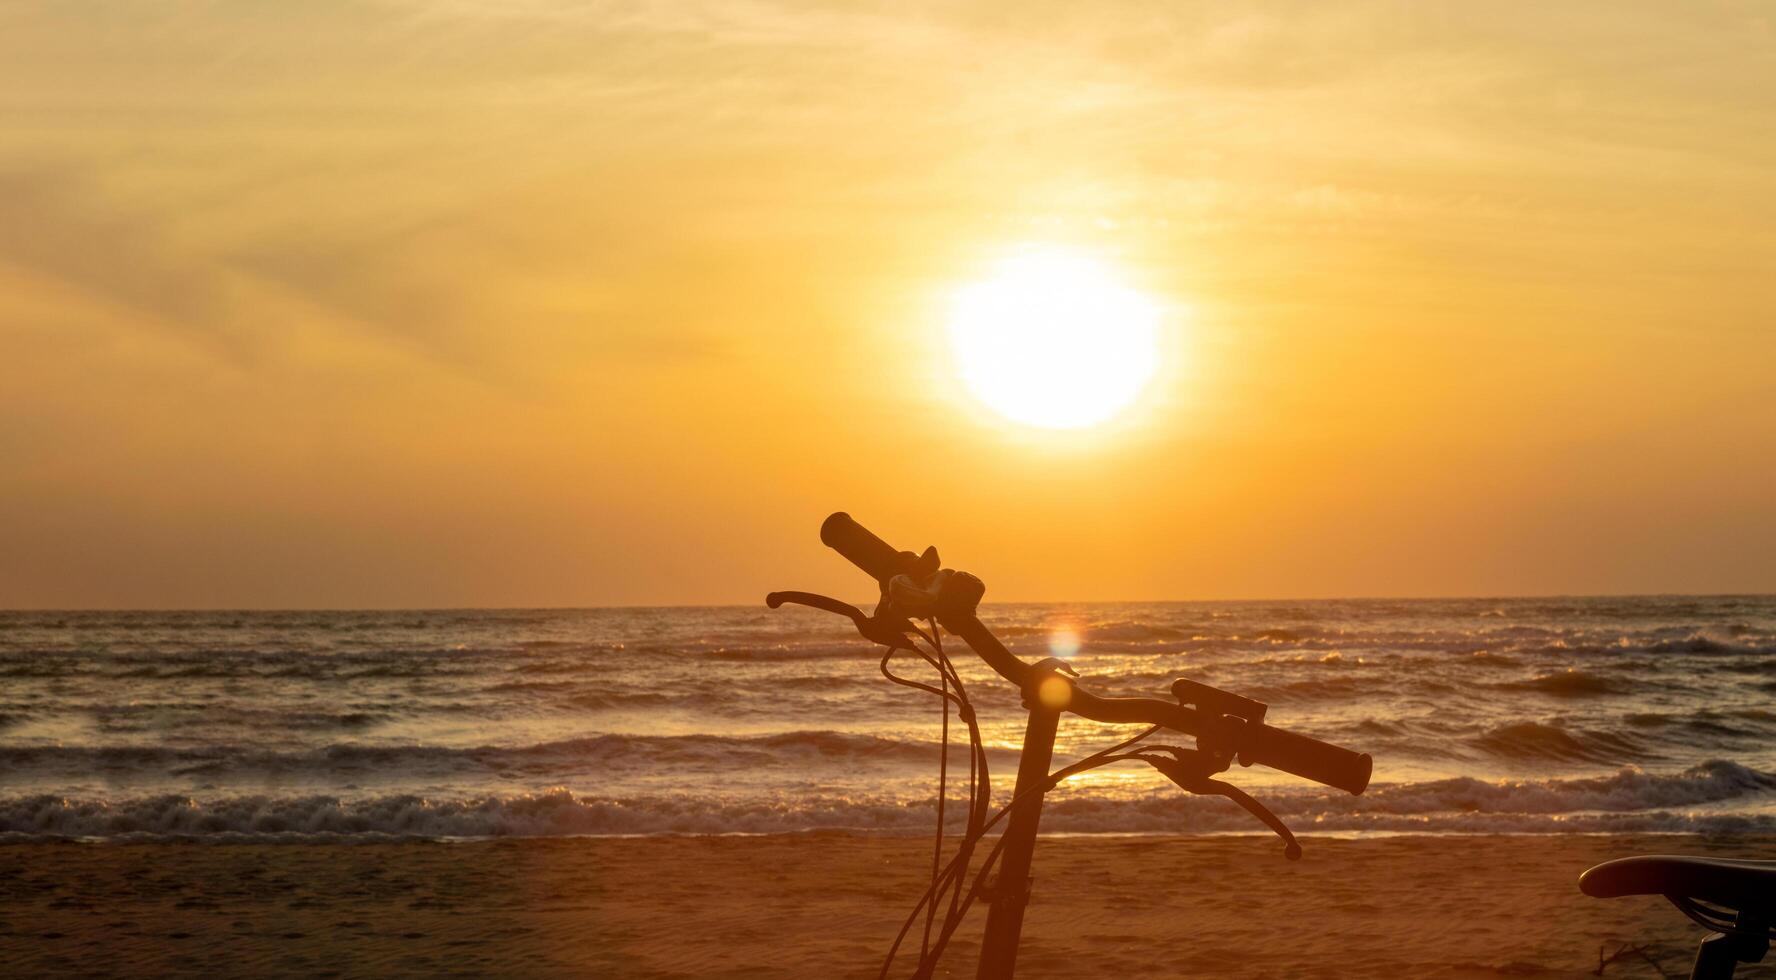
[819,512,908,583]
[1243,724,1372,796]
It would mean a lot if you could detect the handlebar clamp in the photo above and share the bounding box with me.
[1172,678,1270,769]
[934,570,986,615]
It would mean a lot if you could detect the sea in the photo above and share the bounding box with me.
[2,597,1774,840]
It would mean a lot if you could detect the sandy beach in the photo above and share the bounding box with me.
[4,834,1771,978]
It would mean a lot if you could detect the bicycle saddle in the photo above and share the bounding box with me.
[1581,856,1776,912]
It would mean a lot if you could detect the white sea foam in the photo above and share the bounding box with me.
[3,761,1772,839]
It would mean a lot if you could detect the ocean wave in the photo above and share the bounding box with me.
[0,731,992,780]
[1499,669,1625,698]
[86,704,390,733]
[0,645,630,680]
[1471,722,1657,764]
[700,645,881,662]
[1463,650,1522,667]
[10,627,1772,680]
[1348,760,1776,815]
[988,626,1052,638]
[1718,657,1776,675]
[1645,633,1776,656]
[0,661,94,677]
[1623,710,1776,740]
[5,761,1772,839]
[1241,676,1379,701]
[1083,622,1191,643]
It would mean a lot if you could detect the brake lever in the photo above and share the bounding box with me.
[1132,747,1303,861]
[764,591,916,649]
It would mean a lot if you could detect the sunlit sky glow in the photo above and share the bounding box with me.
[1,2,1773,607]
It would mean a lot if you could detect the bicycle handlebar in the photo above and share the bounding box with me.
[819,513,1373,796]
[821,512,915,583]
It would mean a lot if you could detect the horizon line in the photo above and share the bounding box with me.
[4,590,1773,614]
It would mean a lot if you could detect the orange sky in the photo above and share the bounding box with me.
[2,3,1773,607]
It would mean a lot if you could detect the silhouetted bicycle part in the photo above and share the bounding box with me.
[1581,856,1775,979]
[768,512,1373,979]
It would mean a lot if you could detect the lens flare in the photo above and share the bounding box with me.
[1035,674,1073,710]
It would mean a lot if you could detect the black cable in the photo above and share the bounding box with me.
[912,827,1013,980]
[919,649,949,961]
[879,770,1032,980]
[874,623,979,970]
[879,646,965,706]
[878,629,991,924]
[929,621,977,933]
[913,726,1160,975]
[920,729,1159,963]
[916,621,979,953]
[880,726,1161,979]
[878,632,1008,980]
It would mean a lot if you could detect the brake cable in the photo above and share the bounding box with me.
[902,726,1161,979]
[877,628,988,912]
[927,621,988,939]
[867,617,989,973]
[922,623,948,962]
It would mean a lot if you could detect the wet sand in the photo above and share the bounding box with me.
[3,834,1772,977]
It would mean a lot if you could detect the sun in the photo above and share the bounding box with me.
[947,247,1162,430]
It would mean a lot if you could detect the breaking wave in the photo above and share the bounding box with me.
[4,761,1771,840]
